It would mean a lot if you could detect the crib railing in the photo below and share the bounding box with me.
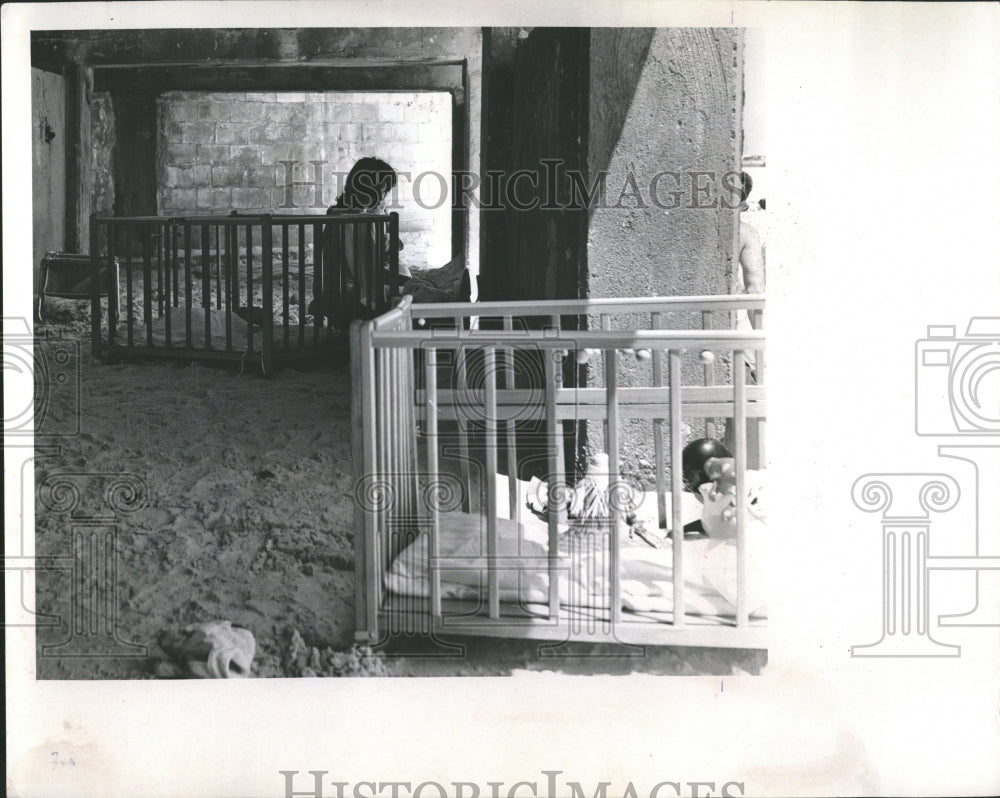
[90,211,399,373]
[352,295,766,649]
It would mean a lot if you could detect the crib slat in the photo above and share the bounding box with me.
[184,221,193,348]
[484,346,500,620]
[261,216,273,373]
[164,223,172,347]
[244,222,252,307]
[385,344,399,632]
[734,349,749,627]
[171,223,180,309]
[375,217,385,320]
[156,222,165,318]
[359,321,381,640]
[107,227,119,348]
[202,223,211,350]
[281,223,290,351]
[340,220,349,329]
[125,225,133,347]
[224,224,233,351]
[298,223,306,348]
[425,347,441,617]
[362,222,374,317]
[89,217,101,358]
[245,222,254,352]
[503,315,518,523]
[313,222,323,346]
[455,339,473,514]
[376,343,390,634]
[669,349,685,627]
[752,307,765,469]
[651,311,667,530]
[605,346,621,629]
[143,225,153,348]
[215,225,222,311]
[389,213,400,308]
[549,314,566,519]
[701,310,716,438]
[402,339,418,523]
[544,346,561,619]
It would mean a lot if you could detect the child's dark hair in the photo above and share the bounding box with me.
[682,438,733,493]
[739,171,753,205]
[334,157,398,210]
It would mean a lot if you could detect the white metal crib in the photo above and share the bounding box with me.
[350,294,766,650]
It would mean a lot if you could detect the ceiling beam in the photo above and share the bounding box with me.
[91,63,465,97]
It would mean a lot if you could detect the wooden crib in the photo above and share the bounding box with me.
[350,294,766,650]
[89,211,399,374]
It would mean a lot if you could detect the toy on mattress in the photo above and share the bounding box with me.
[384,454,767,620]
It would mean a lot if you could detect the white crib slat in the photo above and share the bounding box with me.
[734,349,749,628]
[753,307,765,469]
[605,346,621,629]
[651,312,667,531]
[503,316,519,523]
[669,349,685,627]
[362,323,381,641]
[549,315,566,520]
[400,346,416,519]
[425,347,441,618]
[455,337,473,514]
[377,346,393,636]
[484,346,500,620]
[544,346,562,619]
[702,309,717,439]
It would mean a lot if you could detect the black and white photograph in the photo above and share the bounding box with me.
[26,25,768,679]
[5,2,1000,797]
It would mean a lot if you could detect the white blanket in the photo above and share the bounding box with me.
[385,504,766,619]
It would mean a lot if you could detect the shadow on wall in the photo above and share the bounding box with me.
[587,28,656,213]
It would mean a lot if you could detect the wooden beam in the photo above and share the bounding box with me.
[63,66,83,252]
[32,28,480,72]
[91,63,464,94]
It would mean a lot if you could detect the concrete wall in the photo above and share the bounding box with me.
[31,68,66,284]
[156,91,452,269]
[32,27,482,280]
[91,93,115,217]
[586,28,743,473]
[587,28,739,301]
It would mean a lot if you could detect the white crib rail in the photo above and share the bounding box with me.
[352,295,766,649]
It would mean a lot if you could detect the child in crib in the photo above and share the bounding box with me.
[309,157,408,328]
[682,437,767,615]
[682,438,766,538]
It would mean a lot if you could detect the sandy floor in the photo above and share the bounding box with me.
[32,300,765,678]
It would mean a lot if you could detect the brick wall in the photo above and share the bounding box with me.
[156,91,452,268]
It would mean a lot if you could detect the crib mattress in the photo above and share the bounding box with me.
[385,505,766,619]
[112,307,333,351]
